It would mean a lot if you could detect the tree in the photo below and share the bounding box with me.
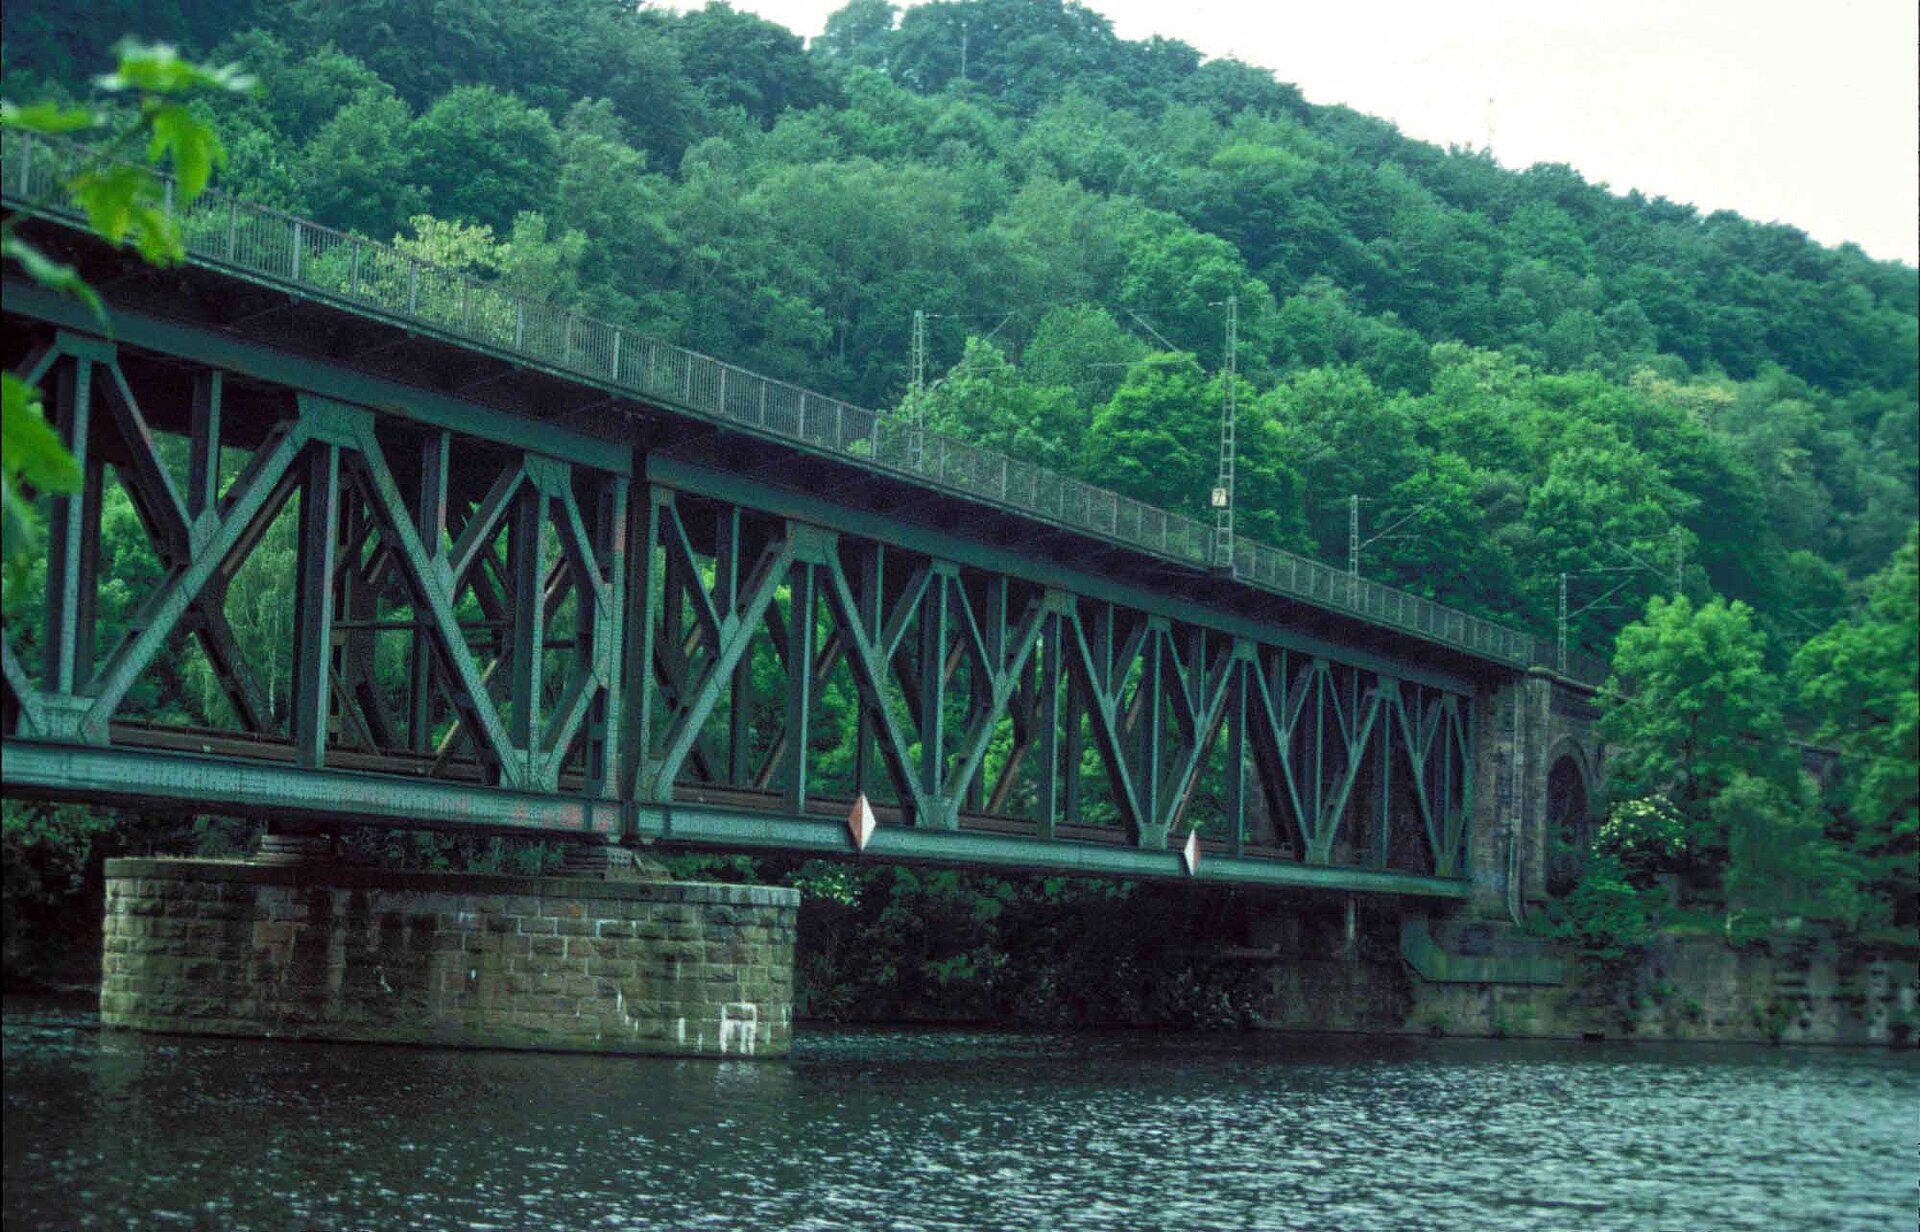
[1021,303,1145,414]
[554,99,680,331]
[298,86,421,236]
[1793,528,1919,927]
[407,84,558,233]
[1718,772,1870,940]
[1080,357,1215,517]
[915,337,1081,470]
[667,2,833,127]
[815,0,899,69]
[1599,595,1786,876]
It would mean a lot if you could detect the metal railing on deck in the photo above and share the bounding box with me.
[3,132,1584,675]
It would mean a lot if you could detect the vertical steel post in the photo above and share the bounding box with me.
[289,444,342,768]
[409,432,450,752]
[187,371,222,521]
[620,484,663,800]
[1373,690,1392,868]
[1224,657,1246,857]
[852,545,880,794]
[917,573,948,820]
[719,512,752,787]
[782,563,816,814]
[1137,632,1163,842]
[1348,494,1361,609]
[1036,611,1062,840]
[42,357,94,695]
[506,487,546,766]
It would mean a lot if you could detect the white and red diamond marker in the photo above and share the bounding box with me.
[1182,828,1201,875]
[847,793,878,853]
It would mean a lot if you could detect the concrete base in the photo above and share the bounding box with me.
[99,858,799,1057]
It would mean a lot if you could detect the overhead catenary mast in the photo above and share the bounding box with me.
[906,307,928,469]
[908,307,927,424]
[1212,294,1238,573]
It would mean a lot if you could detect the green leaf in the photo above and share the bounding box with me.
[67,163,183,265]
[2,374,80,493]
[1,234,105,321]
[146,102,225,202]
[2,372,82,571]
[97,40,256,98]
[0,100,97,134]
[2,470,43,575]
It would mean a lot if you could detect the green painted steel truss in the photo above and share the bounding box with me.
[1,314,1473,896]
[627,478,1473,881]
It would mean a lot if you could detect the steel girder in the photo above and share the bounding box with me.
[3,322,627,802]
[628,476,1475,880]
[1,311,1475,892]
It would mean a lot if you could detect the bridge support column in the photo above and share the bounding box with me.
[98,849,799,1058]
[1466,673,1556,920]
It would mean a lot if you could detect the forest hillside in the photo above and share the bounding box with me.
[6,0,1914,668]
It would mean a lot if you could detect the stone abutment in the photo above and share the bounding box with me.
[99,857,799,1058]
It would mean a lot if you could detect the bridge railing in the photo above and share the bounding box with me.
[4,132,1570,674]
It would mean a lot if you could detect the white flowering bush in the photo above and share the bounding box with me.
[1594,797,1688,883]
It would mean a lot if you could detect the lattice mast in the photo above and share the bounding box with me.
[907,308,928,425]
[1212,294,1238,572]
[1348,493,1362,605]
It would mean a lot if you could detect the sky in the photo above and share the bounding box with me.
[715,0,1920,267]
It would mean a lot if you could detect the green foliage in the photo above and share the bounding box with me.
[1542,853,1657,968]
[298,86,421,235]
[1793,528,1920,924]
[918,337,1082,469]
[409,84,559,233]
[1,799,255,987]
[1718,771,1871,941]
[794,862,1263,1027]
[1600,595,1786,871]
[0,375,82,589]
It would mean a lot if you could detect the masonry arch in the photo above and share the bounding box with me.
[1544,739,1599,896]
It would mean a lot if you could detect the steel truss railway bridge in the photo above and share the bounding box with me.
[1,136,1606,913]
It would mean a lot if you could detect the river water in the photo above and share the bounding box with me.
[4,1000,1915,1231]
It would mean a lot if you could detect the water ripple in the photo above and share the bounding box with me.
[4,1007,1915,1231]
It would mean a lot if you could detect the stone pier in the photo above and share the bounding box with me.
[98,857,800,1058]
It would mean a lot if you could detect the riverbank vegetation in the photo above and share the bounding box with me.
[3,1,1914,1015]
